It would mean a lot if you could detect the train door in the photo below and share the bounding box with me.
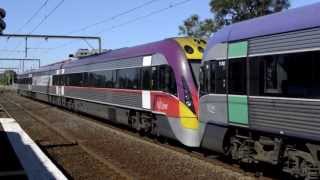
[226,41,249,126]
[142,56,152,109]
[55,69,65,101]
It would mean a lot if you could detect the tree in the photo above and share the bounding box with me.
[179,0,290,39]
[0,70,16,85]
[211,0,290,27]
[178,15,216,39]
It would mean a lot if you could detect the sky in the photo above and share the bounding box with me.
[0,0,320,71]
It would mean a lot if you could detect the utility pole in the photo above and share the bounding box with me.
[24,37,28,72]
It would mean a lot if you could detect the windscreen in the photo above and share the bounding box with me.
[188,60,201,88]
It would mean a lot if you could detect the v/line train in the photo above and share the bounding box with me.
[16,37,206,147]
[16,3,320,179]
[199,3,320,179]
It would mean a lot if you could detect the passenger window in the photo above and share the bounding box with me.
[105,70,113,88]
[112,70,117,88]
[53,76,59,86]
[151,66,158,90]
[200,60,226,95]
[117,68,139,89]
[228,58,247,95]
[94,71,106,88]
[82,72,89,87]
[141,67,152,90]
[215,61,226,94]
[157,65,177,95]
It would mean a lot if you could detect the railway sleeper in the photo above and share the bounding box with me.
[226,129,320,180]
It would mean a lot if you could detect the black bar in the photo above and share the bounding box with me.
[0,58,40,61]
[0,33,100,40]
[0,33,102,53]
[0,68,19,69]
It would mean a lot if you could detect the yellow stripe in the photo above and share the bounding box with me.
[179,102,199,129]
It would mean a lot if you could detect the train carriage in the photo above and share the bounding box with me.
[17,37,206,147]
[199,3,320,179]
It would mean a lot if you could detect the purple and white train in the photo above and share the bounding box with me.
[17,37,206,147]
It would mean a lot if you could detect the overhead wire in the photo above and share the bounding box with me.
[16,0,50,33]
[10,0,65,59]
[33,0,161,58]
[83,39,95,49]
[29,0,65,34]
[1,0,49,56]
[67,0,161,34]
[49,0,192,51]
[96,0,192,35]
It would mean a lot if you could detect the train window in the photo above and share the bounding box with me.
[250,55,287,96]
[68,73,82,86]
[209,62,216,93]
[249,51,320,99]
[18,77,27,85]
[151,66,158,90]
[158,65,177,95]
[117,68,139,89]
[105,70,113,88]
[112,70,117,88]
[82,72,89,87]
[93,71,106,88]
[53,75,60,86]
[200,60,226,95]
[87,72,95,87]
[188,60,201,88]
[200,62,210,95]
[215,61,226,94]
[59,75,66,86]
[265,58,279,92]
[228,58,247,95]
[141,67,152,90]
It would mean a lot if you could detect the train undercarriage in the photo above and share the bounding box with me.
[224,128,320,180]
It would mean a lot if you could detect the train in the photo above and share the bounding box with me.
[16,37,206,147]
[199,3,320,180]
[16,3,320,179]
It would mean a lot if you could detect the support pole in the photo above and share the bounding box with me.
[23,37,28,72]
[98,37,102,53]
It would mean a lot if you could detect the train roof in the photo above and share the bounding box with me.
[20,37,205,75]
[64,37,205,68]
[207,2,320,46]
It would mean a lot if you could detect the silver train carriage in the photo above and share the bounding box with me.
[199,3,320,179]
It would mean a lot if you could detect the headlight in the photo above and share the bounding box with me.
[182,78,195,113]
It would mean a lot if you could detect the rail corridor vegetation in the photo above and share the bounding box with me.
[178,0,290,39]
[0,70,16,85]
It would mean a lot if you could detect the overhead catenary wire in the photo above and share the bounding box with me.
[96,0,192,35]
[28,0,161,56]
[67,0,161,34]
[9,0,65,57]
[29,0,65,34]
[83,39,95,49]
[15,0,49,33]
[49,0,192,51]
[1,0,49,55]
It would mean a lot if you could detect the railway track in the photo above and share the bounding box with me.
[0,89,269,179]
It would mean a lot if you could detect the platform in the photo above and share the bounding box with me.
[0,118,68,180]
